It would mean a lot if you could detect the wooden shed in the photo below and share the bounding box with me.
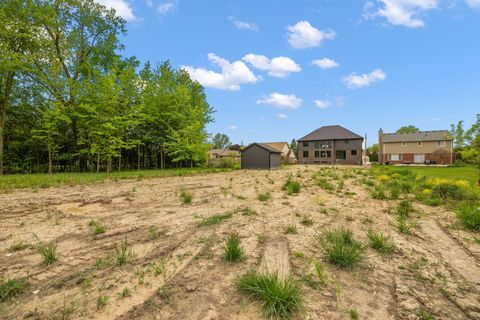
[241,143,282,170]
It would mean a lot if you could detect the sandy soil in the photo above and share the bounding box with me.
[1,166,479,320]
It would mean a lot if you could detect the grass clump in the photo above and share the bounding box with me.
[237,270,303,319]
[316,227,363,268]
[115,237,134,266]
[367,229,396,255]
[34,235,57,265]
[283,179,301,195]
[241,207,258,216]
[300,215,314,226]
[371,186,387,200]
[8,240,29,252]
[396,200,413,218]
[316,178,335,191]
[349,308,359,320]
[257,192,272,202]
[198,211,233,226]
[180,190,193,204]
[89,219,106,235]
[396,216,412,235]
[96,295,109,309]
[284,224,298,235]
[224,233,245,262]
[0,278,30,302]
[118,287,130,298]
[455,202,480,231]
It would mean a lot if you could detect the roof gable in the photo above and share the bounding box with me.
[298,125,363,141]
[263,142,289,152]
[242,143,282,153]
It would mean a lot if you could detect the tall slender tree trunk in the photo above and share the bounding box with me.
[160,145,164,170]
[137,144,141,171]
[48,145,52,175]
[118,149,121,172]
[107,157,112,173]
[0,107,5,175]
[96,153,100,173]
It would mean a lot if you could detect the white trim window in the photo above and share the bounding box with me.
[389,154,402,161]
[437,141,446,147]
[402,142,407,147]
[417,141,423,146]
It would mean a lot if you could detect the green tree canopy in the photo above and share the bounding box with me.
[396,125,420,134]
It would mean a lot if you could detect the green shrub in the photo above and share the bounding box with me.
[455,202,480,231]
[180,190,193,204]
[371,186,387,200]
[237,270,303,318]
[396,200,413,218]
[316,227,363,268]
[367,230,396,255]
[224,233,244,262]
[0,278,29,302]
[389,188,400,199]
[283,179,301,195]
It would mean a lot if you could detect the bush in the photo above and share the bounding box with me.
[316,227,363,268]
[455,202,480,231]
[237,270,303,318]
[224,233,244,262]
[283,179,301,195]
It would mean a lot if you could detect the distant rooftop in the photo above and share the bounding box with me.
[381,130,452,143]
[298,125,363,141]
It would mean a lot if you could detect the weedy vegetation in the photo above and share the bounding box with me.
[224,233,245,262]
[34,235,57,265]
[316,227,363,268]
[198,211,233,226]
[180,190,193,204]
[283,178,301,195]
[367,229,396,255]
[115,237,134,266]
[0,278,30,302]
[89,219,106,235]
[257,192,272,202]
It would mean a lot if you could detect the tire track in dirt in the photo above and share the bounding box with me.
[420,218,480,286]
[96,228,214,320]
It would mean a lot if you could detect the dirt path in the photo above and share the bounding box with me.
[421,218,480,285]
[260,236,290,279]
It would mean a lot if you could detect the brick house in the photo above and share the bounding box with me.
[378,129,454,165]
[297,125,364,165]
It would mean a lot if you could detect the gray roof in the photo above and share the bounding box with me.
[382,130,452,143]
[242,143,282,153]
[298,125,363,141]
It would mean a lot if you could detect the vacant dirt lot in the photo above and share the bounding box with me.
[1,166,479,319]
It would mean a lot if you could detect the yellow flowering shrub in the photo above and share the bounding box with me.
[377,175,390,183]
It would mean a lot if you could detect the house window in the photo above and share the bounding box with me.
[314,151,320,158]
[321,140,331,149]
[303,151,309,158]
[389,154,402,161]
[345,140,350,144]
[336,150,346,160]
[321,151,332,158]
[402,142,407,147]
[302,141,309,147]
[326,150,332,158]
[351,150,357,156]
[437,141,446,147]
[314,142,320,149]
[417,141,423,146]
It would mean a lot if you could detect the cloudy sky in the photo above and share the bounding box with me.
[100,0,480,145]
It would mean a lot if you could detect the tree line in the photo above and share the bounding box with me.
[0,0,213,175]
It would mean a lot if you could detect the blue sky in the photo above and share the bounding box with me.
[99,0,480,146]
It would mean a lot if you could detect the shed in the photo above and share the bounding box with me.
[241,143,282,170]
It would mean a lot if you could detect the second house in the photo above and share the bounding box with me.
[297,125,364,165]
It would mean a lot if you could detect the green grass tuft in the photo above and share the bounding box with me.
[284,224,298,235]
[34,235,57,265]
[316,227,363,268]
[455,202,480,231]
[224,233,245,262]
[237,270,303,319]
[367,229,396,255]
[180,190,193,204]
[0,278,30,302]
[283,179,301,195]
[198,211,233,226]
[89,219,106,235]
[257,192,272,202]
[115,237,134,266]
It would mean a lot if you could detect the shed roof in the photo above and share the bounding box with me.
[242,143,282,153]
[298,125,363,141]
[382,130,452,143]
[263,142,288,151]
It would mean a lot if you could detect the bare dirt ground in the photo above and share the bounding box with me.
[1,166,479,320]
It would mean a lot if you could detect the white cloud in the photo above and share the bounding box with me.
[146,0,153,7]
[228,17,258,31]
[227,125,238,130]
[287,21,336,49]
[277,113,288,119]
[182,53,260,91]
[466,0,480,7]
[95,0,136,21]
[256,93,302,109]
[157,1,177,15]
[311,58,340,70]
[343,69,386,89]
[315,100,332,109]
[242,54,301,78]
[363,0,438,28]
